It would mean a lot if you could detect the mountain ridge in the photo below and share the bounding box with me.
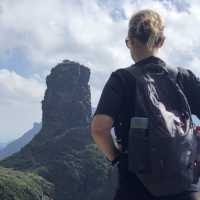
[0,60,116,200]
[0,122,41,160]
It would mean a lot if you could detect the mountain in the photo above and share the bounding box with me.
[0,122,42,160]
[0,60,116,200]
[0,143,8,150]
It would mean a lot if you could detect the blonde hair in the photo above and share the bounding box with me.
[128,9,165,50]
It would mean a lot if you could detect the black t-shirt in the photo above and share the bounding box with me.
[93,55,200,193]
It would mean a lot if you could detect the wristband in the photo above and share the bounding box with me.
[106,154,121,166]
[111,156,120,166]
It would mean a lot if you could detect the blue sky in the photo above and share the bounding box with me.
[0,0,200,142]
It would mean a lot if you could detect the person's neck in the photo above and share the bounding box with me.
[134,52,158,63]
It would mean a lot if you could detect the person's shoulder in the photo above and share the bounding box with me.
[104,65,135,92]
[111,64,136,80]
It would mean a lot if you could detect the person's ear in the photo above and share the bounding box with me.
[130,37,139,48]
[157,36,165,48]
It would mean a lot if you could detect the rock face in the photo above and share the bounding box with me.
[0,60,116,200]
[42,60,91,135]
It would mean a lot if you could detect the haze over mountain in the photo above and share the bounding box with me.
[0,107,97,161]
[0,143,8,151]
[0,122,41,160]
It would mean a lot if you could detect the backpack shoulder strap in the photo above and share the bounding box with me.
[166,65,194,124]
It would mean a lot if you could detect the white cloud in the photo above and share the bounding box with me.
[0,69,45,142]
[0,1,200,95]
[0,69,45,103]
[0,0,200,141]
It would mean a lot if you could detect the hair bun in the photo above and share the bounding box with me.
[128,9,165,50]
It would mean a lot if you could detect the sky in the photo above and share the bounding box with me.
[0,0,200,142]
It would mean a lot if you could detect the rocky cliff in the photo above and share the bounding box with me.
[42,60,91,135]
[0,60,116,200]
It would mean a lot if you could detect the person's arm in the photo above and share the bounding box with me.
[91,114,120,161]
[178,68,200,119]
[91,70,124,162]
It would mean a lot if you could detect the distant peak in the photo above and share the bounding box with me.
[33,122,41,128]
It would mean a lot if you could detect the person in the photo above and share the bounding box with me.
[91,9,200,200]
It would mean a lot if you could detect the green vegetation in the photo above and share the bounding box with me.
[0,129,117,200]
[0,144,116,200]
[52,144,116,200]
[0,167,54,200]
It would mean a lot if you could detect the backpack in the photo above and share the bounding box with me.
[125,63,200,196]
